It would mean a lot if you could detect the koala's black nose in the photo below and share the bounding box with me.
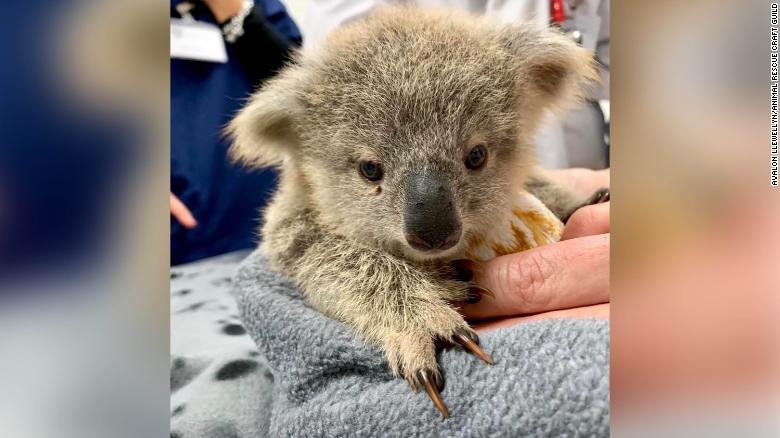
[403,172,462,252]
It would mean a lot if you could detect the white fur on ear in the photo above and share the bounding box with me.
[499,23,599,111]
[226,67,307,168]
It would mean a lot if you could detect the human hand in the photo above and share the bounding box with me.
[460,170,610,331]
[170,192,197,229]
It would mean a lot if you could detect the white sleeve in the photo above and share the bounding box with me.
[302,0,388,51]
[484,0,549,24]
[302,0,549,51]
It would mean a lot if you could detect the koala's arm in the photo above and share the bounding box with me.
[525,171,609,223]
[263,207,475,388]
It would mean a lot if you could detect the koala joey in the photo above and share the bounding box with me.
[228,6,606,418]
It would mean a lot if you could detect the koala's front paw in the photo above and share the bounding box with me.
[382,313,493,418]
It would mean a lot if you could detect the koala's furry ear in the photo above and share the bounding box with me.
[499,23,598,111]
[226,67,307,168]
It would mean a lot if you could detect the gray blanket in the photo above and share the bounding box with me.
[236,249,609,437]
[170,249,609,437]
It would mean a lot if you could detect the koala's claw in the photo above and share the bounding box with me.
[564,188,610,224]
[411,329,493,418]
[587,187,610,205]
[467,285,495,302]
[416,369,450,419]
[453,330,494,365]
[465,286,495,305]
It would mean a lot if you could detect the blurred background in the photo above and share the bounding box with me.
[0,0,777,436]
[612,0,780,435]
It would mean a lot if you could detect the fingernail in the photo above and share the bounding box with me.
[452,260,474,283]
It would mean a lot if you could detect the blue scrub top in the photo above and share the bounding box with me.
[171,0,301,265]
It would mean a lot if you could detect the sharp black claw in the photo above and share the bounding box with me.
[454,330,494,365]
[417,369,449,418]
[591,188,610,204]
[565,188,610,224]
[462,286,496,305]
[469,286,495,299]
[451,259,475,282]
[465,290,482,304]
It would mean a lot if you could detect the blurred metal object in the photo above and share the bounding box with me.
[568,29,583,44]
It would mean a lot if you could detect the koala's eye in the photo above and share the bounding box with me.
[465,144,488,170]
[359,160,384,182]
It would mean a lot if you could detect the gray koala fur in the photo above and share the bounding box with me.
[228,6,599,416]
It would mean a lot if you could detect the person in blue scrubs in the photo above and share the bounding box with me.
[171,0,301,265]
